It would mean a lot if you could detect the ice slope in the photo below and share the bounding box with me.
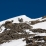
[0,38,26,46]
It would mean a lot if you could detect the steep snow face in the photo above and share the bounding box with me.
[0,38,26,46]
[32,22,46,29]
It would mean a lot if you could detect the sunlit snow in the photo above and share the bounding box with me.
[0,38,26,46]
[32,22,46,29]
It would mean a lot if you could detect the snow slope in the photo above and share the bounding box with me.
[32,22,46,29]
[0,38,26,46]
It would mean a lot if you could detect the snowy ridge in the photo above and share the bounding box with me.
[0,15,46,32]
[0,15,46,35]
[0,15,44,24]
[0,15,31,24]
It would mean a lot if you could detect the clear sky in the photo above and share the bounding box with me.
[0,0,46,21]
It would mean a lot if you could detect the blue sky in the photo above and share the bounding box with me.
[0,0,46,21]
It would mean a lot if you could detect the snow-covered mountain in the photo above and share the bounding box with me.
[0,15,44,24]
[0,15,46,32]
[0,15,46,46]
[0,15,31,24]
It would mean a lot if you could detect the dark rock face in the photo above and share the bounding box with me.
[0,20,33,44]
[31,19,46,25]
[43,36,46,41]
[26,38,33,44]
[42,16,46,19]
[30,29,46,33]
[18,18,23,22]
[25,36,46,46]
[26,38,38,46]
[31,20,40,25]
